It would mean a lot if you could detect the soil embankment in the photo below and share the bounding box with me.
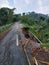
[21,27,49,65]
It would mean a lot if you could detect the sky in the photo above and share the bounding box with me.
[0,0,49,14]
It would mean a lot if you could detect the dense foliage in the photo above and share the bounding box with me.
[0,7,20,26]
[21,12,49,43]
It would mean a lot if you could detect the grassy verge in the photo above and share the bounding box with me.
[0,23,13,33]
[22,23,49,49]
[41,43,49,49]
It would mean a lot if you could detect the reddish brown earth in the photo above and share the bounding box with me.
[21,27,49,65]
[31,47,49,62]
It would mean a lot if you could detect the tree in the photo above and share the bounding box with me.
[23,13,25,16]
[40,16,45,21]
[47,18,49,24]
[13,14,21,22]
[0,7,15,26]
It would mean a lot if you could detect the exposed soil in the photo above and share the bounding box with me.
[22,28,40,48]
[22,28,30,38]
[31,47,49,62]
[21,27,49,65]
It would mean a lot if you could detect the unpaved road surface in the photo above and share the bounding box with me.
[0,22,28,65]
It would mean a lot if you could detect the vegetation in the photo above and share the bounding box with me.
[21,12,49,48]
[0,7,20,33]
[0,23,12,33]
[0,7,21,26]
[0,7,49,48]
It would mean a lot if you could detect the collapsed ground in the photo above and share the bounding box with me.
[21,27,49,65]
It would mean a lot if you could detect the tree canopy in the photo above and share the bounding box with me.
[0,7,20,26]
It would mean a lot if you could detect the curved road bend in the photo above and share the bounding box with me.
[0,22,28,65]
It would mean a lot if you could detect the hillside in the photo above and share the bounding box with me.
[21,12,49,48]
[27,12,48,19]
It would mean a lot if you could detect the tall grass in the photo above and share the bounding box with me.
[0,23,12,33]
